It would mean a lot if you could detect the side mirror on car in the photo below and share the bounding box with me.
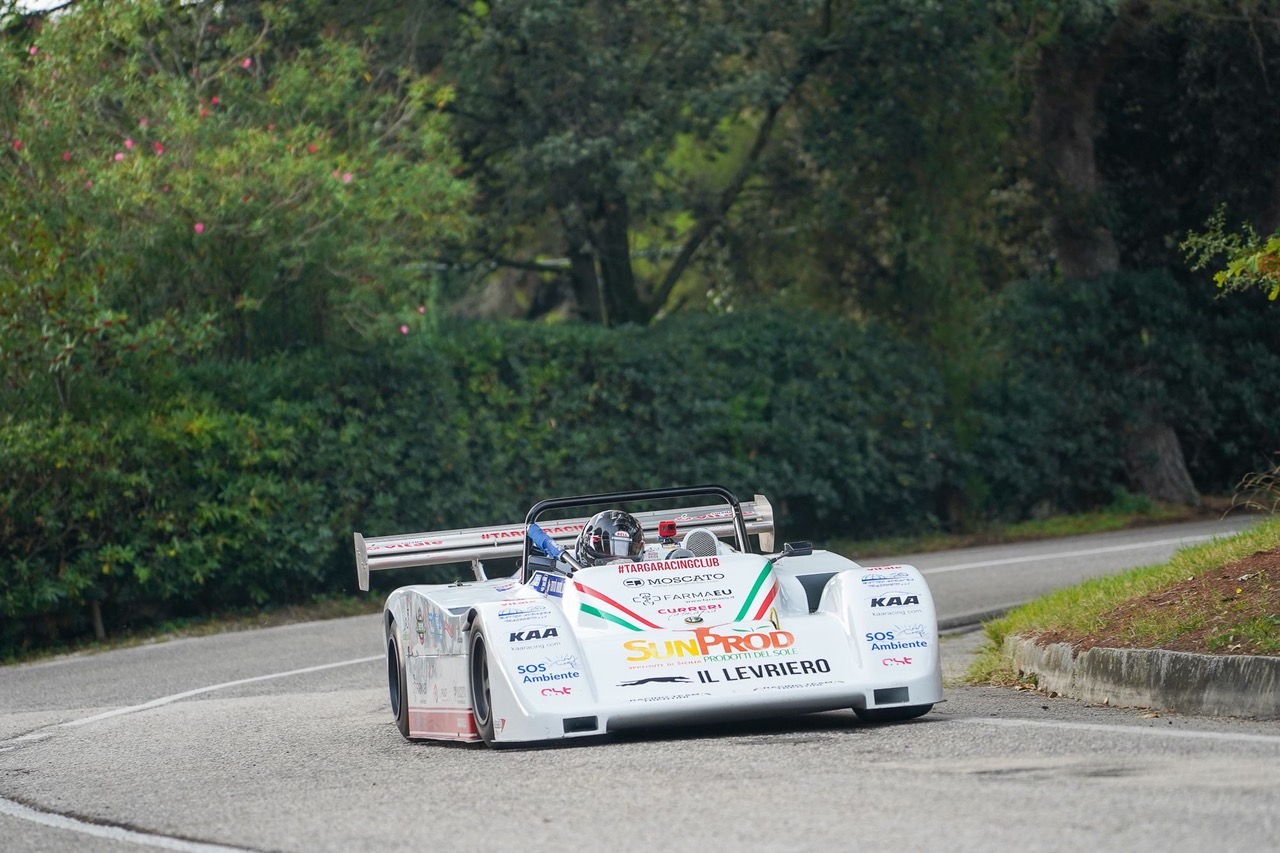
[780,541,813,558]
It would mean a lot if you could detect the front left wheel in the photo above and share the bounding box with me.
[469,628,497,746]
[386,620,410,739]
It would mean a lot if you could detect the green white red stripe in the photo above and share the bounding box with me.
[735,561,778,622]
[574,581,660,630]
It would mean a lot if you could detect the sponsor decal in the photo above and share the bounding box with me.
[865,564,904,571]
[882,657,913,666]
[860,571,913,587]
[894,623,929,640]
[481,523,584,542]
[528,571,566,598]
[696,658,832,683]
[540,686,572,696]
[368,538,444,552]
[868,593,920,608]
[672,510,734,521]
[628,692,710,703]
[864,630,929,652]
[624,624,796,664]
[509,627,559,642]
[619,676,693,686]
[617,557,721,574]
[497,604,551,622]
[632,590,733,606]
[515,660,581,684]
[657,603,723,615]
[632,573,727,586]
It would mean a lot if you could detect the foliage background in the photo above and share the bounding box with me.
[4,0,1280,655]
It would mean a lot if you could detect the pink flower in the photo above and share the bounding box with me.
[124,138,134,150]
[85,180,93,189]
[417,305,426,314]
[399,325,409,335]
[62,152,71,161]
[342,172,353,184]
[153,142,164,155]
[139,117,148,128]
[211,96,219,105]
[194,223,205,234]
[241,58,252,69]
[162,185,170,193]
[12,140,21,150]
[28,46,37,56]
[114,152,124,161]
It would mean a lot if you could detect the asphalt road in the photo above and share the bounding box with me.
[1,515,1276,853]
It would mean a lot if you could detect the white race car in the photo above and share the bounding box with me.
[354,485,942,747]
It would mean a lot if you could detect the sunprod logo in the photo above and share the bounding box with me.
[624,624,795,663]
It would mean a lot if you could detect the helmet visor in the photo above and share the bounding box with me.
[598,529,643,558]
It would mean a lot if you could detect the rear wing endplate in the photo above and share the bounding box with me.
[354,492,774,591]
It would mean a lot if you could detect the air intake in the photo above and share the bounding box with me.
[682,528,721,558]
[563,716,598,734]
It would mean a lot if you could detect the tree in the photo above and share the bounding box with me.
[427,0,837,325]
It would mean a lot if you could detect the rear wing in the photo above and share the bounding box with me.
[354,489,775,591]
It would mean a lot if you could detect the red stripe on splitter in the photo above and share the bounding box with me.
[573,582,662,629]
[408,707,478,741]
[752,582,779,620]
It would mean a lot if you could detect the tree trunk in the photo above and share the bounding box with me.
[1124,422,1200,506]
[564,230,605,324]
[595,194,647,325]
[91,599,105,642]
[1031,5,1154,279]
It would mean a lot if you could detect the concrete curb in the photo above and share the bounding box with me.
[1005,635,1280,719]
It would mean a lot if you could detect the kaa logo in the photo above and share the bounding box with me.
[509,627,559,642]
[870,595,919,608]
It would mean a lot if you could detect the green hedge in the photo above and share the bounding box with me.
[0,312,949,653]
[3,293,1278,656]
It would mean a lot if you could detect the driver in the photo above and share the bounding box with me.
[574,510,646,567]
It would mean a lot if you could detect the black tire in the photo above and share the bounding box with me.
[386,621,410,739]
[469,629,497,746]
[854,703,933,724]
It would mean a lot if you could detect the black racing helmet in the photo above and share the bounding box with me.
[576,510,645,566]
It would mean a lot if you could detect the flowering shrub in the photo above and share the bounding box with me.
[1,0,472,412]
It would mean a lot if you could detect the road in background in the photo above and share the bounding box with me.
[868,515,1263,627]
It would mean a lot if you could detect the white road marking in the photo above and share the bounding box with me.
[59,655,382,728]
[891,534,1226,575]
[955,715,1280,745]
[0,795,256,852]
